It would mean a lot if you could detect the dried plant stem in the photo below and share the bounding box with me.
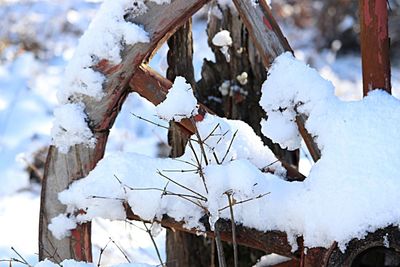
[218,192,270,212]
[157,170,206,200]
[221,130,238,163]
[187,140,209,194]
[143,222,165,267]
[227,194,238,267]
[214,221,227,267]
[191,119,210,165]
[131,113,169,129]
[11,247,32,267]
[97,239,111,267]
[109,237,131,263]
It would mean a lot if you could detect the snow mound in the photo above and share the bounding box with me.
[156,76,198,122]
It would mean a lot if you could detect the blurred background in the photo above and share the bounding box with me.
[0,0,399,266]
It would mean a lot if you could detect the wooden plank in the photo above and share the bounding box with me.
[125,204,299,260]
[39,0,210,262]
[359,0,391,96]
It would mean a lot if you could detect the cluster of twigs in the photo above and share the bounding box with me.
[122,114,272,267]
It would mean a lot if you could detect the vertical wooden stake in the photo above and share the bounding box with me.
[359,0,391,96]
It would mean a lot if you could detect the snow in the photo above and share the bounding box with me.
[2,0,400,265]
[54,0,174,153]
[51,113,283,236]
[212,30,232,47]
[156,76,198,122]
[254,254,291,266]
[51,102,96,153]
[212,30,232,62]
[58,0,150,104]
[48,214,77,240]
[52,52,400,253]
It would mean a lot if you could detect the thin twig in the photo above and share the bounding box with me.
[157,170,206,200]
[89,196,125,201]
[214,221,227,267]
[221,130,238,163]
[171,158,198,168]
[97,239,111,267]
[227,193,238,267]
[142,222,165,267]
[191,118,209,165]
[11,247,31,267]
[109,237,131,263]
[162,169,198,173]
[131,113,169,129]
[202,123,221,142]
[219,192,270,212]
[187,140,209,194]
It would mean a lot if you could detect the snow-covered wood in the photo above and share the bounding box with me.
[232,0,321,162]
[39,0,209,262]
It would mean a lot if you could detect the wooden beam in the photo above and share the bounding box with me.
[232,0,321,162]
[359,0,391,96]
[125,204,300,260]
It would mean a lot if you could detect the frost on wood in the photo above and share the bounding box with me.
[156,76,198,122]
[51,103,96,153]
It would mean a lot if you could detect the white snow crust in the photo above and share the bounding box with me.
[51,102,96,153]
[156,76,198,122]
[47,214,77,240]
[58,0,150,103]
[212,30,232,62]
[254,253,291,266]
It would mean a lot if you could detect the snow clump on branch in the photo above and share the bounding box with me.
[156,76,198,122]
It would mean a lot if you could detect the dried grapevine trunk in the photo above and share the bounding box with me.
[39,0,209,262]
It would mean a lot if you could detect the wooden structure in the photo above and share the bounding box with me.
[39,0,398,266]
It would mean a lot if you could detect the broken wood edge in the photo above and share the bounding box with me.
[232,0,321,162]
[129,64,306,181]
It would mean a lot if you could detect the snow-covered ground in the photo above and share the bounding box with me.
[0,0,399,266]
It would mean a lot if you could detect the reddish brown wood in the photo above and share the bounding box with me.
[359,0,391,95]
[125,204,300,260]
